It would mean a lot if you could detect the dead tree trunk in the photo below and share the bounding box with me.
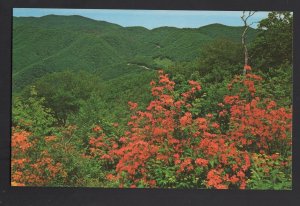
[241,11,256,75]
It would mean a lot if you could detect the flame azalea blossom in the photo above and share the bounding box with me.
[244,65,252,71]
[195,158,209,167]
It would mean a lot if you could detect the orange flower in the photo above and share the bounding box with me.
[180,112,192,127]
[195,158,209,167]
[11,181,25,187]
[106,174,116,181]
[244,65,251,71]
[93,125,102,132]
[128,101,138,110]
[188,80,201,90]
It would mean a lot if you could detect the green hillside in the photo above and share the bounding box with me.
[13,15,257,91]
[12,14,259,125]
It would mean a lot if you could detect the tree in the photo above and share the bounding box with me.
[12,86,56,136]
[250,12,293,70]
[22,70,98,125]
[199,38,243,78]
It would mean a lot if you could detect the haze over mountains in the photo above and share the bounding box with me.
[13,15,257,91]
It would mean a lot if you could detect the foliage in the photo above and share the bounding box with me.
[12,86,56,136]
[255,64,292,108]
[250,12,293,70]
[22,70,98,124]
[198,39,244,77]
[247,153,292,190]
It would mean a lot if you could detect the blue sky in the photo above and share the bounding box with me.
[13,8,269,29]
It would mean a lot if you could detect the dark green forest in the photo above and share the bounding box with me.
[12,12,293,189]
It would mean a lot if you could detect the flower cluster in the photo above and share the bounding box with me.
[87,69,291,189]
[11,128,67,186]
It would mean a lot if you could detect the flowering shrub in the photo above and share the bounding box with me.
[12,68,292,189]
[223,73,292,156]
[88,125,119,166]
[87,69,292,189]
[11,127,67,186]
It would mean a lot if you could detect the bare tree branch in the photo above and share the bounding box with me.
[241,11,256,75]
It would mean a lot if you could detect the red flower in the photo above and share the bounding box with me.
[106,174,116,181]
[180,112,192,127]
[195,158,209,167]
[173,153,180,159]
[244,65,251,71]
[128,101,138,110]
[93,126,102,132]
[188,80,201,90]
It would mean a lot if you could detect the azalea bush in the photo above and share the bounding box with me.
[12,68,292,189]
[11,91,108,187]
[11,127,67,186]
[86,69,292,189]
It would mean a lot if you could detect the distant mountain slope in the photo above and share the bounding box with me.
[13,15,258,91]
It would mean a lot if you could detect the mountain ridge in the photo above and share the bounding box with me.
[13,14,256,30]
[13,15,258,91]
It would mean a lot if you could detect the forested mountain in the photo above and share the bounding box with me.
[13,15,257,91]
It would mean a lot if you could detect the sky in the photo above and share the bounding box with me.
[13,8,270,29]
